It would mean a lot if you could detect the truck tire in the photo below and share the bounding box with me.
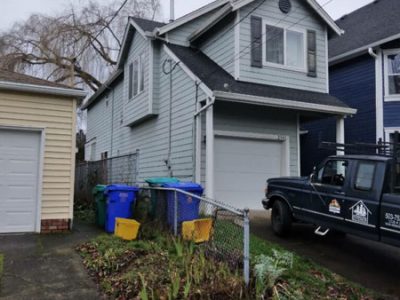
[271,200,292,236]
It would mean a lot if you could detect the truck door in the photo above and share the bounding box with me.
[343,161,380,240]
[308,159,348,230]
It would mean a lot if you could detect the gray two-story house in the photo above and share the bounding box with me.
[83,0,355,209]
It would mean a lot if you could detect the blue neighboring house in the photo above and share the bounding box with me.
[301,0,400,175]
[83,0,355,209]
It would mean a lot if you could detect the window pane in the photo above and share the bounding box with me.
[355,162,375,191]
[318,160,347,186]
[128,63,133,99]
[387,54,400,74]
[388,75,400,95]
[133,59,139,96]
[139,54,145,92]
[265,25,284,64]
[287,30,304,68]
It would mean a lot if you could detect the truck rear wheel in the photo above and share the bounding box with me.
[271,200,292,236]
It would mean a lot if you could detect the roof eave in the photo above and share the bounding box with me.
[306,0,344,36]
[0,80,86,99]
[213,90,357,115]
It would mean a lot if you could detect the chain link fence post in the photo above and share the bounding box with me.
[174,190,178,236]
[243,207,250,286]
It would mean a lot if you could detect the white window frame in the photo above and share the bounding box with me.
[384,127,400,143]
[384,49,400,101]
[129,53,145,101]
[262,20,307,73]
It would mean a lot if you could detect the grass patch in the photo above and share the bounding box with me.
[77,221,381,299]
[0,253,4,290]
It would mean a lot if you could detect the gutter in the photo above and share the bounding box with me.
[0,80,86,99]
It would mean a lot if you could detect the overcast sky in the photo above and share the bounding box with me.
[0,0,374,31]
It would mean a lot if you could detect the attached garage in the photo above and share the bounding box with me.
[0,70,86,233]
[214,133,290,210]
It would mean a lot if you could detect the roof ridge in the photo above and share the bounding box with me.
[336,0,380,22]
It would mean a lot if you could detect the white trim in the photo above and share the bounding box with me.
[325,26,329,93]
[163,44,214,98]
[297,114,301,176]
[156,0,229,36]
[262,20,307,73]
[336,116,345,155]
[69,99,77,228]
[234,10,241,80]
[213,91,357,115]
[0,81,86,99]
[293,206,344,221]
[206,101,215,199]
[195,101,202,184]
[0,125,45,233]
[376,49,384,141]
[330,33,400,65]
[305,0,344,36]
[214,130,290,176]
[189,3,232,42]
[148,41,154,114]
[344,219,376,228]
[130,18,148,39]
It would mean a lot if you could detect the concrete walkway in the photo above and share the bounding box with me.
[0,222,102,300]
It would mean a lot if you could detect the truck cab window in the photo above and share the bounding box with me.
[355,162,375,191]
[317,160,348,186]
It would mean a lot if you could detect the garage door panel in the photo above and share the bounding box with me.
[215,136,286,210]
[0,129,40,233]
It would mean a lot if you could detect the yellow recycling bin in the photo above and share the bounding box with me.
[182,218,213,243]
[114,218,140,241]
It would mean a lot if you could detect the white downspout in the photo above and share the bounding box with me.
[205,98,215,199]
[336,116,345,155]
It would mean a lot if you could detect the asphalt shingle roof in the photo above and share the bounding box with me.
[167,44,349,109]
[329,0,400,59]
[130,17,166,32]
[0,69,75,89]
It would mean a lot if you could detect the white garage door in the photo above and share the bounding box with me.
[215,136,287,209]
[0,129,41,233]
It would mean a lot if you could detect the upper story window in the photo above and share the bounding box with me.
[385,51,400,98]
[263,23,306,71]
[128,53,145,100]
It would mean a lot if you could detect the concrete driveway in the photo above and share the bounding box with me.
[251,210,400,299]
[0,222,102,300]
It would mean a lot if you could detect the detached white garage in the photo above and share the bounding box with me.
[214,133,290,209]
[0,69,86,233]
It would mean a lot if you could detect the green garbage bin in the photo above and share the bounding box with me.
[92,185,107,228]
[145,178,180,220]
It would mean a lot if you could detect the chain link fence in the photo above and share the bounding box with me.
[74,153,138,208]
[138,187,250,285]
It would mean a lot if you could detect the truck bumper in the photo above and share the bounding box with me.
[262,198,270,210]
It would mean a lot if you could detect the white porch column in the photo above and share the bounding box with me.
[336,116,345,155]
[205,102,215,199]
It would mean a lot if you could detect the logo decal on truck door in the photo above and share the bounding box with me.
[329,199,341,214]
[350,201,371,225]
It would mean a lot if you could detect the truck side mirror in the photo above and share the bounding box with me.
[310,166,317,182]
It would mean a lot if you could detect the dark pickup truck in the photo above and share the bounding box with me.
[262,154,400,248]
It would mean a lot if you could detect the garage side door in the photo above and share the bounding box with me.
[0,129,41,233]
[215,136,286,209]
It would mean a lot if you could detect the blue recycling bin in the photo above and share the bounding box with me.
[163,182,204,225]
[104,184,139,233]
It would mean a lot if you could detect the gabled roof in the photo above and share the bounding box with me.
[330,0,400,62]
[0,69,86,99]
[166,44,354,115]
[131,17,166,33]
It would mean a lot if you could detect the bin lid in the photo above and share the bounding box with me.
[105,184,139,192]
[145,177,180,186]
[162,182,203,192]
[92,185,107,194]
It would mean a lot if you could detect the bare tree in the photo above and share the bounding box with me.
[0,0,161,92]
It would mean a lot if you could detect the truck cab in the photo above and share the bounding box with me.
[262,154,400,248]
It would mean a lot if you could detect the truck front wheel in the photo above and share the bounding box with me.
[271,200,292,236]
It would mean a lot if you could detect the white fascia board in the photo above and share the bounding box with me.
[189,3,233,42]
[329,33,400,65]
[0,81,87,99]
[213,91,357,115]
[157,0,229,36]
[306,0,344,36]
[230,0,256,11]
[162,45,214,99]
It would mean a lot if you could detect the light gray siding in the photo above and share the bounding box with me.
[166,10,219,46]
[199,14,235,77]
[86,47,207,181]
[123,32,152,125]
[239,0,328,93]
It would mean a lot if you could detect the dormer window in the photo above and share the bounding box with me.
[263,23,305,71]
[128,53,145,100]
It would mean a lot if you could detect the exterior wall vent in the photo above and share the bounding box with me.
[279,0,292,14]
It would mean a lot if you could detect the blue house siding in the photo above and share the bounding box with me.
[384,102,400,128]
[301,54,376,175]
